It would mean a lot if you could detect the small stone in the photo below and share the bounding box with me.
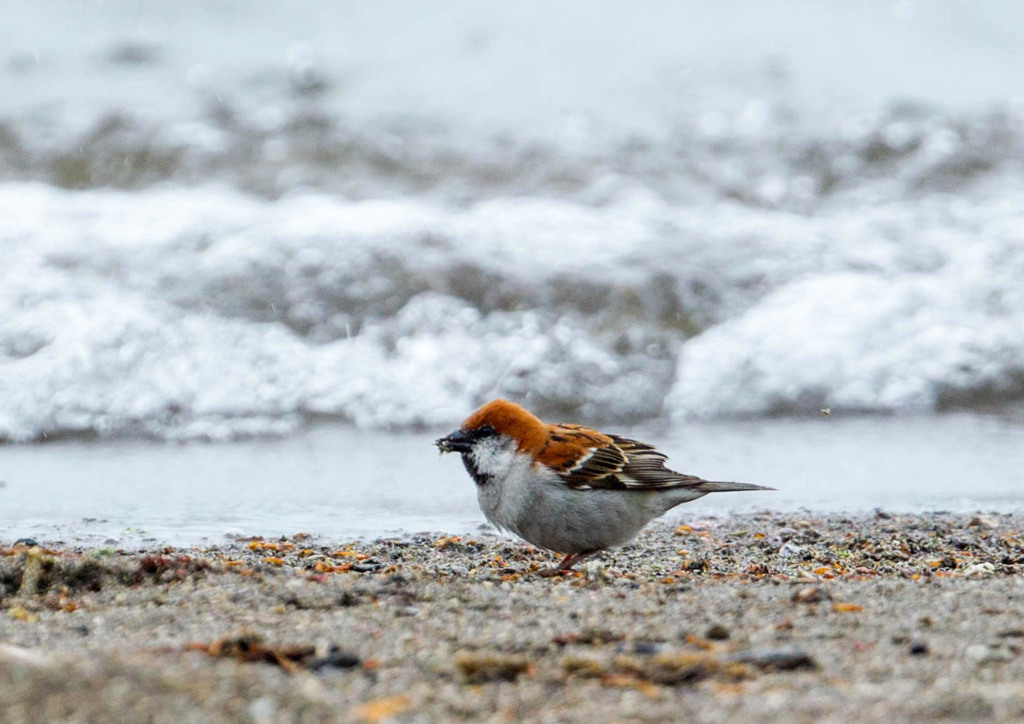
[927,695,995,721]
[0,644,50,668]
[309,643,360,671]
[792,586,830,604]
[642,652,731,685]
[968,515,999,529]
[908,641,929,656]
[963,562,996,578]
[561,655,604,678]
[618,640,664,655]
[996,628,1024,639]
[966,643,1014,666]
[455,650,530,683]
[705,624,731,641]
[352,696,411,722]
[775,527,798,541]
[778,542,804,559]
[247,696,278,724]
[582,560,611,581]
[727,648,817,671]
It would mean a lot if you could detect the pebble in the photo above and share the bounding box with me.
[778,543,804,559]
[908,641,929,656]
[247,696,278,724]
[308,643,361,671]
[792,586,830,604]
[583,560,612,581]
[617,640,665,655]
[0,644,51,669]
[965,643,1015,666]
[705,624,731,641]
[454,650,530,683]
[727,649,818,671]
[962,562,996,578]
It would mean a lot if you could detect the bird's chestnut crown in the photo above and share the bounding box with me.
[458,399,549,453]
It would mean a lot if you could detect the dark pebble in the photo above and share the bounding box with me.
[616,640,664,655]
[705,624,731,641]
[14,538,40,547]
[909,642,929,656]
[996,628,1024,638]
[338,591,360,607]
[309,644,361,671]
[727,649,818,671]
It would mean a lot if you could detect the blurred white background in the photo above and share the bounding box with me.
[2,1,1023,542]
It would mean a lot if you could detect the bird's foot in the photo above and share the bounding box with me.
[537,552,595,577]
[537,567,567,578]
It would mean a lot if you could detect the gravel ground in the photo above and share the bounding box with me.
[2,512,1024,723]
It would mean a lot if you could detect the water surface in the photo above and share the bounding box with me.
[3,413,1021,546]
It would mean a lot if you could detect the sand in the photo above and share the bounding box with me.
[2,512,1024,723]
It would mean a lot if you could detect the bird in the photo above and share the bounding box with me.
[436,399,773,573]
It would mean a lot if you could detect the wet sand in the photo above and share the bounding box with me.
[2,512,1024,723]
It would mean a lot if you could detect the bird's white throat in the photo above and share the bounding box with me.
[467,435,520,481]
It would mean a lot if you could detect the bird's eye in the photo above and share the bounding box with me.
[473,425,497,439]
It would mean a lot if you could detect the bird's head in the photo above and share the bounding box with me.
[435,399,547,483]
[436,399,546,454]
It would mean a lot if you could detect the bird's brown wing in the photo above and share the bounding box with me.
[537,425,705,491]
[603,435,707,489]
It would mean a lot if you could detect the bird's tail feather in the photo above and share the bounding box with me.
[695,481,775,493]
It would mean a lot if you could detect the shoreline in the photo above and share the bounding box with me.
[3,512,1024,722]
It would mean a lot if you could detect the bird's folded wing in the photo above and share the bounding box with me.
[537,425,705,491]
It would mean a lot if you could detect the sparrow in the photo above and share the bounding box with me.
[436,399,772,572]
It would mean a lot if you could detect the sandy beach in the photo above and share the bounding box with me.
[2,512,1024,723]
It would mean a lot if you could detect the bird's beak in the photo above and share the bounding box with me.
[436,428,473,454]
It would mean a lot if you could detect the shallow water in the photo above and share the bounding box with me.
[3,412,1022,546]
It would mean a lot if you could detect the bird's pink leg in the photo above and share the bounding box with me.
[539,551,596,576]
[557,553,582,570]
